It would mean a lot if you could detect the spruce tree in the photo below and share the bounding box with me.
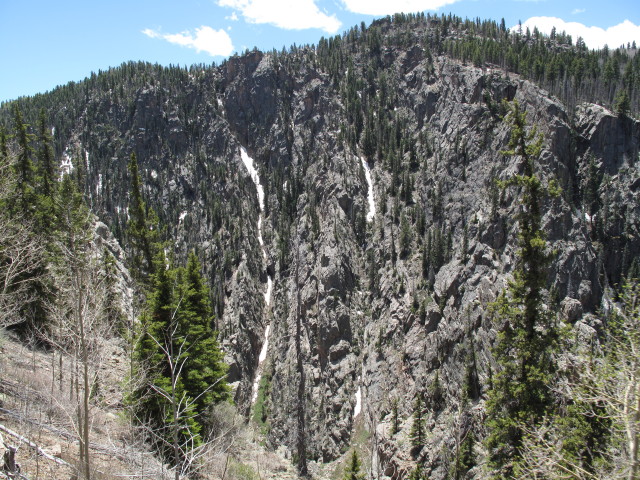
[12,105,36,216]
[36,109,56,200]
[127,152,158,284]
[410,393,425,452]
[35,109,58,236]
[342,450,365,480]
[485,101,558,478]
[132,251,229,468]
[179,251,230,416]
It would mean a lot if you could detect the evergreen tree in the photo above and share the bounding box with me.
[35,109,58,236]
[0,127,8,164]
[390,397,400,435]
[408,464,426,480]
[179,251,230,416]
[36,108,57,200]
[132,250,229,469]
[12,105,36,216]
[410,393,426,452]
[127,152,159,284]
[614,89,630,117]
[484,101,558,478]
[342,450,365,480]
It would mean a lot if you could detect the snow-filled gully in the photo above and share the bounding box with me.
[352,158,376,419]
[361,157,376,223]
[239,147,273,404]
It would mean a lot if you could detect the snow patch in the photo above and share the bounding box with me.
[251,324,271,403]
[97,174,102,194]
[151,169,158,180]
[264,276,273,306]
[258,325,270,363]
[60,151,74,178]
[354,384,362,418]
[179,211,188,222]
[239,145,276,406]
[240,147,265,210]
[361,157,376,222]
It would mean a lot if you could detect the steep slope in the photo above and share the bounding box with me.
[3,13,639,478]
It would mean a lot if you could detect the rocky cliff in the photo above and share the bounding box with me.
[4,13,639,478]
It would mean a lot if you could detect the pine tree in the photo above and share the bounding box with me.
[179,251,230,416]
[12,105,36,216]
[390,397,400,435]
[132,251,229,470]
[485,101,558,478]
[342,450,365,480]
[410,393,426,452]
[127,152,159,284]
[35,109,58,236]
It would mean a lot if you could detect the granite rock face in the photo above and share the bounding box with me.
[7,18,639,478]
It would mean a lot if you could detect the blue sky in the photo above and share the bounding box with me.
[1,0,639,103]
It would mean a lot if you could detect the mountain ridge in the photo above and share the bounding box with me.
[2,12,639,478]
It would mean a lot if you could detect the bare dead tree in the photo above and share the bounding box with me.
[46,224,116,480]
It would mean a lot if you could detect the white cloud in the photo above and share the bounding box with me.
[142,26,234,57]
[518,17,640,49]
[571,8,585,15]
[340,0,459,16]
[142,28,161,39]
[217,0,341,33]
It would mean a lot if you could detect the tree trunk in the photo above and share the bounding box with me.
[3,444,19,479]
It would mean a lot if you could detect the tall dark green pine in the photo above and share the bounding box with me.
[127,152,158,284]
[178,251,230,419]
[409,393,425,453]
[133,251,229,464]
[57,174,91,251]
[9,107,52,334]
[0,127,8,164]
[12,105,36,216]
[35,109,58,236]
[134,250,174,428]
[342,450,365,480]
[485,101,558,478]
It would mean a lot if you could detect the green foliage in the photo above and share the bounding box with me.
[485,101,559,478]
[34,108,58,236]
[614,89,630,117]
[342,450,365,480]
[582,154,602,217]
[227,459,260,480]
[408,463,426,480]
[11,105,36,216]
[252,369,271,434]
[132,250,230,464]
[409,393,426,451]
[390,397,400,435]
[126,152,159,284]
[514,282,640,479]
[1,107,59,334]
[427,371,444,411]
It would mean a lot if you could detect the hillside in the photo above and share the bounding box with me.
[1,12,640,480]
